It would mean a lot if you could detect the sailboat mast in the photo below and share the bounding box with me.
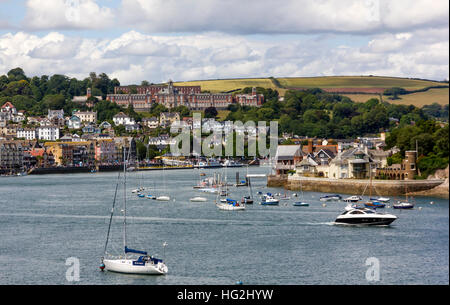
[123,147,127,256]
[103,172,121,255]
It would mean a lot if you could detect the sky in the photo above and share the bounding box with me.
[0,0,448,85]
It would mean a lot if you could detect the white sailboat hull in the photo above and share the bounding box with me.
[190,197,207,202]
[216,203,245,211]
[103,259,168,275]
[156,196,170,201]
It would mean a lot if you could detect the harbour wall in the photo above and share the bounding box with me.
[268,175,445,197]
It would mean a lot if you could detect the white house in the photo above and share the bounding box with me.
[17,127,37,140]
[73,111,97,123]
[67,115,82,129]
[37,126,60,141]
[113,112,135,126]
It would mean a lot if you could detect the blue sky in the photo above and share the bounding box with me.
[0,0,448,84]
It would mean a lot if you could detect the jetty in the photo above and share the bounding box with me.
[268,175,445,196]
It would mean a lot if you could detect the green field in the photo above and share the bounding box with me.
[277,76,445,89]
[344,88,449,107]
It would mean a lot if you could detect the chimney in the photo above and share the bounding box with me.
[308,139,313,154]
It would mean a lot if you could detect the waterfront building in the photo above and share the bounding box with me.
[376,150,417,180]
[94,139,118,164]
[327,147,373,179]
[274,145,304,175]
[0,141,23,170]
[44,141,95,167]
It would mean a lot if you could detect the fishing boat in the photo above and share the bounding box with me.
[335,208,397,226]
[319,194,342,202]
[100,150,168,275]
[260,193,279,205]
[190,196,207,202]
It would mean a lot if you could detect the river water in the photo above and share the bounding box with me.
[0,166,448,285]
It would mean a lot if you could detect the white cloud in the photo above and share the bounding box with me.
[119,0,449,35]
[23,0,114,31]
[0,29,448,84]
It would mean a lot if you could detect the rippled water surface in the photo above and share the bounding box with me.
[0,167,448,285]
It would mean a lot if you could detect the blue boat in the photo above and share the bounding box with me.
[364,201,386,208]
[293,202,309,207]
[137,193,145,198]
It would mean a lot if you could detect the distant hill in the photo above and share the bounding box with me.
[174,75,448,107]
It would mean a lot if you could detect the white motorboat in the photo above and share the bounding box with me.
[100,150,168,275]
[393,201,414,209]
[343,195,362,202]
[222,159,243,167]
[335,208,397,226]
[370,197,390,203]
[319,194,342,201]
[190,196,207,202]
[260,193,279,205]
[156,196,170,201]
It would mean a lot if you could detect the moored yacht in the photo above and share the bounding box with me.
[343,195,362,202]
[393,201,414,209]
[320,194,342,201]
[335,208,397,226]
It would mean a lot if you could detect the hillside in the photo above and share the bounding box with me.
[174,76,448,107]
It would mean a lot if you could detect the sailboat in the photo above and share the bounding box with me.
[364,169,385,209]
[393,183,414,209]
[215,175,245,211]
[100,149,168,275]
[241,166,254,204]
[156,163,171,201]
[293,178,309,207]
